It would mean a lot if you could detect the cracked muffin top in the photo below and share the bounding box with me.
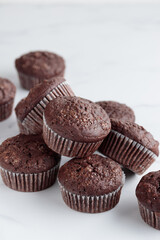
[96,101,135,122]
[44,96,111,142]
[58,154,124,196]
[15,51,65,79]
[0,78,16,104]
[0,134,61,173]
[136,171,160,212]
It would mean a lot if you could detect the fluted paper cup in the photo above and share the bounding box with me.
[138,201,160,230]
[43,115,103,157]
[58,173,125,213]
[0,162,60,192]
[99,130,157,174]
[18,81,75,135]
[0,99,14,121]
[18,71,64,90]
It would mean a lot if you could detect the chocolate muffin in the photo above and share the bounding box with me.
[15,51,65,90]
[15,77,74,135]
[0,134,61,192]
[99,120,159,174]
[43,96,111,157]
[96,101,135,122]
[0,78,16,121]
[58,154,125,213]
[136,171,160,230]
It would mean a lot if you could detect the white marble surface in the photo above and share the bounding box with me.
[1,0,160,4]
[0,3,160,240]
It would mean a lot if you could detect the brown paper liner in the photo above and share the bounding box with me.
[18,82,75,135]
[0,162,60,192]
[43,116,103,157]
[58,175,125,213]
[99,130,157,174]
[0,99,14,121]
[138,202,160,230]
[18,71,64,90]
[17,119,31,135]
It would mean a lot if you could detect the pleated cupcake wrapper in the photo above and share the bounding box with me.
[0,99,14,121]
[58,174,125,213]
[18,72,42,90]
[138,202,160,230]
[0,163,60,192]
[18,71,64,90]
[99,130,157,174]
[43,116,103,157]
[17,119,30,135]
[19,81,75,135]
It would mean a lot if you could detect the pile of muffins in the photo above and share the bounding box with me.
[0,51,160,230]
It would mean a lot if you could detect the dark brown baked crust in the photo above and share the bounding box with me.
[44,96,111,142]
[15,77,66,121]
[111,119,159,156]
[136,171,160,212]
[0,134,61,173]
[15,51,65,79]
[96,101,135,122]
[58,154,123,196]
[0,78,16,104]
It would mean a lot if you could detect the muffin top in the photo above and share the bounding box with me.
[15,77,66,122]
[96,101,135,122]
[0,134,60,173]
[44,96,111,142]
[15,51,65,79]
[58,154,124,196]
[0,78,16,104]
[111,119,159,156]
[136,171,160,212]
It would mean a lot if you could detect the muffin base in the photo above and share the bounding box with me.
[0,162,60,192]
[58,175,125,213]
[99,130,157,174]
[43,116,103,157]
[0,99,14,122]
[138,202,160,230]
[19,81,74,135]
[18,71,64,90]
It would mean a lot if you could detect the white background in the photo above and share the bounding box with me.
[0,2,160,240]
[1,0,160,3]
